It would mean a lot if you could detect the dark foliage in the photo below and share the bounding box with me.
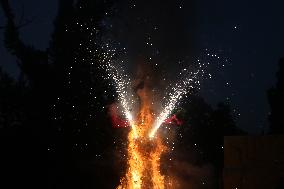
[172,95,244,189]
[1,0,118,189]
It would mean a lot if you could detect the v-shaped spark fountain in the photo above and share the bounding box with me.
[103,60,203,189]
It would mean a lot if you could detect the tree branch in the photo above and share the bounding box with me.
[0,0,48,82]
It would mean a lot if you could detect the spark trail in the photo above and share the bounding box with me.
[149,67,202,138]
[98,45,138,136]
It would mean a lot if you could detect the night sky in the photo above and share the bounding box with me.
[1,0,284,134]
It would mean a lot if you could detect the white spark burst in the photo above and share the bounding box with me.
[95,43,208,139]
[149,67,202,138]
[98,45,137,136]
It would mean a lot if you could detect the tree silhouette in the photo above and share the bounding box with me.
[267,57,284,134]
[1,0,118,188]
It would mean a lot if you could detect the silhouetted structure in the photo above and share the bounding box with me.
[268,58,284,134]
[224,135,284,189]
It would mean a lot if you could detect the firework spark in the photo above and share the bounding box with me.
[96,42,208,188]
[103,59,138,136]
[110,62,205,188]
[149,67,202,138]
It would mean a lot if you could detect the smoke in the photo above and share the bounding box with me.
[169,161,215,189]
[107,0,199,79]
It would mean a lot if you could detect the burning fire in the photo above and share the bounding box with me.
[117,86,172,189]
[102,58,203,189]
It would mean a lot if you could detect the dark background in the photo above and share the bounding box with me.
[1,0,284,189]
[1,0,284,134]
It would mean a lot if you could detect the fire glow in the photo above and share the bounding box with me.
[117,86,169,189]
[103,59,203,188]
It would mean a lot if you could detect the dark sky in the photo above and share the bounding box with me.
[1,0,284,134]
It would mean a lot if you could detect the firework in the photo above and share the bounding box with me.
[96,42,207,188]
[99,45,138,136]
[149,68,201,138]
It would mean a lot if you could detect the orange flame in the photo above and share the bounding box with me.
[117,85,173,189]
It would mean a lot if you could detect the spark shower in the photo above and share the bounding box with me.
[101,55,204,188]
